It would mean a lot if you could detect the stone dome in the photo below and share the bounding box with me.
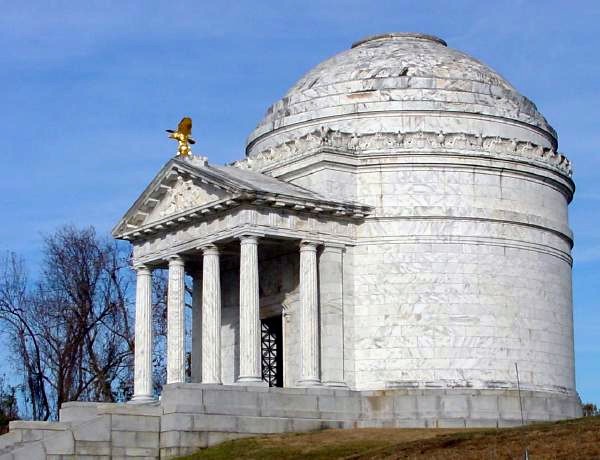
[246,32,556,156]
[236,34,576,401]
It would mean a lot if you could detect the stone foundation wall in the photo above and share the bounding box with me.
[0,384,581,459]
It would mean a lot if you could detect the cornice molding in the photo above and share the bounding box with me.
[235,128,572,178]
[117,192,370,242]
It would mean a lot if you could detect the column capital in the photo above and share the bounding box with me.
[167,255,185,266]
[239,234,260,245]
[300,240,320,252]
[134,264,152,275]
[200,244,220,256]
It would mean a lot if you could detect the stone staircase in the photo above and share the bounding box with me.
[0,421,75,459]
[0,402,161,459]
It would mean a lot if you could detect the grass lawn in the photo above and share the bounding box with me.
[176,416,600,459]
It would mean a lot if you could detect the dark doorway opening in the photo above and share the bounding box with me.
[261,315,283,387]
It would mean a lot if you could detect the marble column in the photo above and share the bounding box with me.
[318,244,347,387]
[191,269,202,383]
[298,240,321,385]
[202,245,222,384]
[237,235,263,384]
[132,264,154,402]
[167,256,186,384]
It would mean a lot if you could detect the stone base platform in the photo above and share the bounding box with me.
[0,383,582,459]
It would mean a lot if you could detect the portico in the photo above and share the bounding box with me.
[114,156,371,400]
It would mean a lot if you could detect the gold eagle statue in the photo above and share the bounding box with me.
[166,117,196,157]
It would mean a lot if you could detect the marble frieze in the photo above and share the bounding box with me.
[234,128,572,178]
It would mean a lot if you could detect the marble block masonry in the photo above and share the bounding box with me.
[0,32,581,459]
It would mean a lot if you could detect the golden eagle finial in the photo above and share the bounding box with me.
[166,117,196,157]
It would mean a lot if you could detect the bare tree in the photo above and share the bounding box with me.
[0,252,50,420]
[0,376,18,434]
[582,403,599,417]
[0,225,194,419]
[0,226,136,419]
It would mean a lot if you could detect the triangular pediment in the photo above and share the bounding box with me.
[146,175,228,223]
[113,156,374,240]
[112,159,240,238]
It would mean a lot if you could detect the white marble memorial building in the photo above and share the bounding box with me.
[116,32,578,401]
[0,33,581,459]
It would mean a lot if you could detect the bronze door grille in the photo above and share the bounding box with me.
[261,315,283,387]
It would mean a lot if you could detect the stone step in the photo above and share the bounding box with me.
[0,422,71,458]
[0,439,45,460]
[8,421,70,444]
[0,441,24,456]
[0,443,19,459]
[0,421,74,459]
[59,401,102,423]
[0,432,21,452]
[0,423,78,459]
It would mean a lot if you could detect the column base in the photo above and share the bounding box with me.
[296,378,322,387]
[236,377,268,387]
[129,394,156,404]
[323,381,349,388]
[201,380,222,385]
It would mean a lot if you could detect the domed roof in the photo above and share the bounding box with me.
[247,33,555,153]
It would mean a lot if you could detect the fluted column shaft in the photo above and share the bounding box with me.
[237,236,263,384]
[191,270,202,383]
[132,265,154,402]
[167,256,186,384]
[319,245,347,387]
[202,245,222,384]
[298,241,321,385]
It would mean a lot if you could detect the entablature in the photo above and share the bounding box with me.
[131,205,359,266]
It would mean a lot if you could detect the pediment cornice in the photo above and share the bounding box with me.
[112,157,372,241]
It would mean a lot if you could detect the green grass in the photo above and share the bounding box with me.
[176,416,600,460]
[177,435,387,460]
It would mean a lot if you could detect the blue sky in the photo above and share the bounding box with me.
[0,1,598,404]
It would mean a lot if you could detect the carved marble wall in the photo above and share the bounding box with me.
[285,158,575,393]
